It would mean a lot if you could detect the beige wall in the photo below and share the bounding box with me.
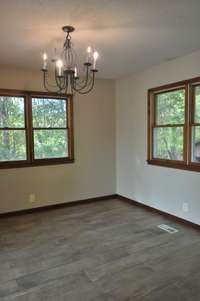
[116,49,200,226]
[0,68,116,213]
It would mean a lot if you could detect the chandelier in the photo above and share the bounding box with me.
[41,25,99,95]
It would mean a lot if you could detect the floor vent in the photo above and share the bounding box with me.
[157,224,179,234]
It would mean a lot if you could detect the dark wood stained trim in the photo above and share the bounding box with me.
[190,77,200,85]
[148,76,200,93]
[153,86,186,96]
[153,124,184,128]
[1,194,199,233]
[29,91,69,98]
[0,158,74,169]
[0,128,26,130]
[185,83,190,164]
[28,93,34,162]
[0,89,69,98]
[147,90,151,162]
[190,123,200,126]
[67,94,74,160]
[0,194,118,217]
[117,195,200,231]
[188,84,200,168]
[146,159,200,172]
[148,158,185,166]
[32,127,69,130]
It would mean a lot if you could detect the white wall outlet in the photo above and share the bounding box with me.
[182,202,189,212]
[29,194,36,203]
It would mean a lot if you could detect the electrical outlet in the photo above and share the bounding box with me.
[29,194,36,203]
[182,202,189,212]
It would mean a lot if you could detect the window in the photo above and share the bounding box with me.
[0,90,74,168]
[147,76,200,172]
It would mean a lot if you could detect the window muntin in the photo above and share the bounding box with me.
[0,96,27,162]
[0,91,74,168]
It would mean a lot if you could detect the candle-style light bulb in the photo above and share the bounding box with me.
[86,46,92,63]
[74,66,78,78]
[87,46,91,54]
[56,59,63,76]
[43,53,47,60]
[93,51,99,69]
[43,53,47,70]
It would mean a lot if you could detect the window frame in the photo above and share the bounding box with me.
[0,89,74,169]
[147,76,200,172]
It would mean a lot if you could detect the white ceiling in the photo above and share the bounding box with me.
[0,0,200,79]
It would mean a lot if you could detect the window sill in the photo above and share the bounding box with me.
[0,158,75,169]
[147,159,200,173]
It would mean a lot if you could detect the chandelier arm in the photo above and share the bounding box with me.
[72,71,96,95]
[45,63,64,89]
[73,74,86,87]
[77,73,95,95]
[43,71,60,89]
[43,71,63,93]
[73,65,91,92]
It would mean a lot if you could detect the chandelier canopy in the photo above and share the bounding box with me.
[41,26,99,95]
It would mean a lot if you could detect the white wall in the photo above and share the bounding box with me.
[0,68,116,213]
[116,49,200,226]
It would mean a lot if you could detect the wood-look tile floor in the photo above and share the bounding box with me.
[0,198,200,301]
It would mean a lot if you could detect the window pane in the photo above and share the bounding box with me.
[155,89,185,125]
[34,130,68,159]
[194,86,200,123]
[0,96,25,128]
[191,126,200,162]
[32,98,67,128]
[153,127,184,160]
[0,130,26,161]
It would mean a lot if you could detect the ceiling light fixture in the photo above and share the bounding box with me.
[41,25,99,95]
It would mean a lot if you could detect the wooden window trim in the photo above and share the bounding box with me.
[0,89,74,169]
[147,76,200,172]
